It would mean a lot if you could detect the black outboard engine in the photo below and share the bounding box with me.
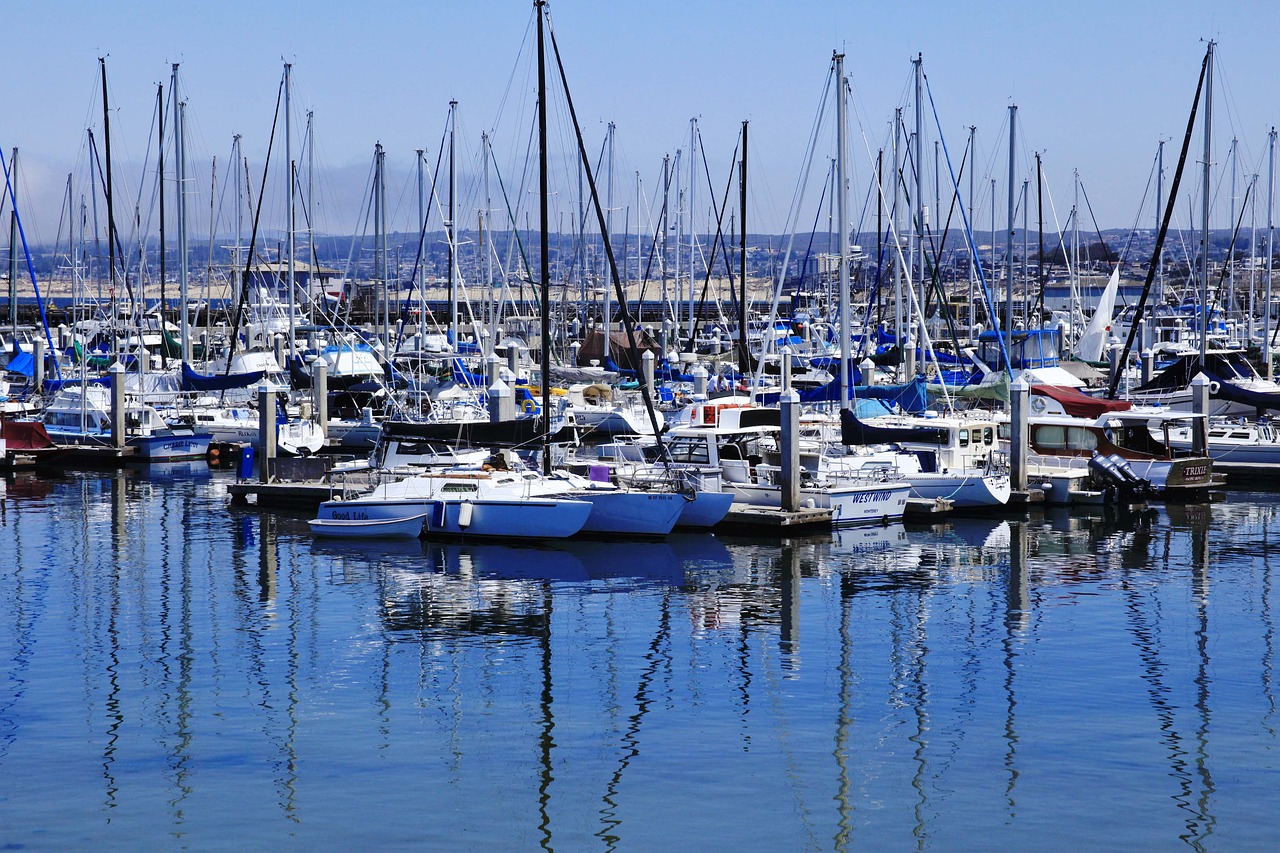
[1088,452,1152,502]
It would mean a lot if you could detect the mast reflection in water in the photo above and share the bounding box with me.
[0,471,1277,849]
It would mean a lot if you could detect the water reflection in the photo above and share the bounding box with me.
[1,474,1277,848]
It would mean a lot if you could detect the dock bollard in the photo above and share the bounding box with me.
[110,362,126,450]
[1190,372,1210,454]
[1010,374,1029,494]
[779,389,801,512]
[312,359,328,439]
[258,385,276,483]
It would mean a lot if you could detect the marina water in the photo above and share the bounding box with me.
[2,467,1278,849]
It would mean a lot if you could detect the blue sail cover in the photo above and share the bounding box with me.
[798,375,930,413]
[181,361,266,392]
[6,349,34,377]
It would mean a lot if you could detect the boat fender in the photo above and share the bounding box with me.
[429,500,447,530]
[457,501,474,529]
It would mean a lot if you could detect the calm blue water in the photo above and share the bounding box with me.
[1,468,1278,850]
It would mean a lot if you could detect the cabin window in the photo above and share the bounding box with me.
[984,427,994,445]
[668,438,710,465]
[958,430,969,448]
[441,483,478,493]
[1036,425,1067,449]
[1065,427,1098,451]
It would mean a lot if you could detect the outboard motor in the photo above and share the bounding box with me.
[1088,452,1152,502]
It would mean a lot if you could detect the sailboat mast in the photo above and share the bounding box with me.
[536,0,551,473]
[967,126,976,334]
[1005,104,1017,341]
[661,153,670,346]
[307,110,316,326]
[100,58,119,348]
[1156,140,1165,312]
[603,121,614,363]
[892,109,903,359]
[1199,41,1213,361]
[913,54,925,358]
[687,118,697,345]
[738,119,748,375]
[157,84,166,337]
[835,51,851,410]
[448,99,459,343]
[285,62,296,361]
[1267,127,1275,380]
[173,65,191,363]
[1230,137,1238,321]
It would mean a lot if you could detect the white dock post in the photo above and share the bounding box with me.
[258,384,276,483]
[779,389,801,512]
[641,349,655,392]
[33,337,45,393]
[1141,349,1154,386]
[489,378,514,423]
[109,362,126,450]
[1010,374,1030,494]
[312,358,328,439]
[780,348,791,394]
[861,357,877,387]
[692,364,708,397]
[1190,372,1211,454]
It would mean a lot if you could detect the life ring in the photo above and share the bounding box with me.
[1030,395,1047,413]
[521,397,540,415]
[1208,380,1221,396]
[924,362,939,379]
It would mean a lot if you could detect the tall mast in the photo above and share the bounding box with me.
[157,84,166,338]
[1072,170,1079,343]
[967,126,976,334]
[536,0,551,473]
[892,108,903,355]
[377,143,388,349]
[1005,104,1017,341]
[448,99,459,343]
[100,57,119,351]
[233,135,243,309]
[1199,41,1213,361]
[661,154,670,342]
[603,121,614,362]
[1229,136,1238,321]
[173,65,191,363]
[738,119,749,375]
[686,118,697,345]
[1156,140,1165,309]
[307,110,316,326]
[1267,127,1275,380]
[284,62,295,361]
[913,54,925,357]
[835,51,851,410]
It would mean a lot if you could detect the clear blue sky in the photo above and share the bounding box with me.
[4,0,1276,250]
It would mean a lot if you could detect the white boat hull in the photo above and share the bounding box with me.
[729,482,910,526]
